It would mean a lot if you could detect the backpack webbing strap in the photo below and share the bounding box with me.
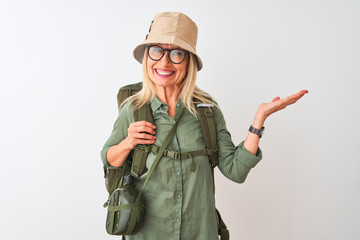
[121,109,184,235]
[196,105,219,168]
[108,200,145,234]
[129,105,185,232]
[150,145,214,159]
[130,145,151,179]
[149,146,209,172]
[133,102,153,123]
[195,104,229,239]
[130,104,154,179]
[211,162,229,239]
[135,104,184,197]
[107,202,145,212]
[216,208,230,240]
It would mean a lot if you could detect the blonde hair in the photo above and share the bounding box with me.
[126,50,217,117]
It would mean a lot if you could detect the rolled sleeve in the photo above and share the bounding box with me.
[101,146,112,167]
[235,141,262,168]
[215,107,263,183]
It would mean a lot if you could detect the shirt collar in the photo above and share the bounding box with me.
[150,96,182,114]
[151,96,165,113]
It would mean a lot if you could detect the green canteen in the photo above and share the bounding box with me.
[106,184,145,235]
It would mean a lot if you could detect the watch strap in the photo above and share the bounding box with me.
[249,125,264,138]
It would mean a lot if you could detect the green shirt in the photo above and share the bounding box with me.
[101,96,262,240]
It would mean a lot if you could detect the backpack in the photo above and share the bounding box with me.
[103,82,229,240]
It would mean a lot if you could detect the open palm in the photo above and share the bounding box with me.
[259,90,308,118]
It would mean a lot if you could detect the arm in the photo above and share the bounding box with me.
[107,121,156,167]
[216,107,263,183]
[101,102,156,168]
[243,90,308,155]
[216,90,308,183]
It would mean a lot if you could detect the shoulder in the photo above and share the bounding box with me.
[117,100,135,124]
[194,100,226,128]
[211,104,227,130]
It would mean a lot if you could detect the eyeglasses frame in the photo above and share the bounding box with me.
[146,45,189,64]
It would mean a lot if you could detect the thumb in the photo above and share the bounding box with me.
[272,96,280,102]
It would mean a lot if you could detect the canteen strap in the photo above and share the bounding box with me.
[134,105,185,206]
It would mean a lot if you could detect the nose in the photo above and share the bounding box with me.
[158,50,172,65]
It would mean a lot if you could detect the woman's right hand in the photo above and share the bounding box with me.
[125,121,157,150]
[107,121,156,167]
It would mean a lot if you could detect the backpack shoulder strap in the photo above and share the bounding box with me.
[116,81,153,179]
[117,82,143,109]
[130,103,154,179]
[196,103,219,168]
[103,82,145,207]
[216,208,230,240]
[196,101,229,240]
[133,103,153,124]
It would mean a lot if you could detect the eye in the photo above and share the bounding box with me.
[171,50,184,57]
[151,46,163,54]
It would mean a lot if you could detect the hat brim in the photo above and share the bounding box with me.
[133,35,203,71]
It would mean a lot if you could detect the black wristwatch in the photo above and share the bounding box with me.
[249,125,265,138]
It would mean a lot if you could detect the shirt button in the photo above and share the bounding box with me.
[176,171,181,176]
[177,194,182,199]
[176,103,180,107]
[176,218,180,222]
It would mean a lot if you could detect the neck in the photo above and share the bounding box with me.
[155,85,181,119]
[155,85,180,106]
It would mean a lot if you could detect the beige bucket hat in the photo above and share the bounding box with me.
[133,12,203,71]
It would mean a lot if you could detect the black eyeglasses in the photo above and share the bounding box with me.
[146,45,189,64]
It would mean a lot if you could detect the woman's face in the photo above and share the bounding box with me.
[147,44,189,89]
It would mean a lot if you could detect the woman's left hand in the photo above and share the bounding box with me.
[244,90,308,155]
[256,90,309,122]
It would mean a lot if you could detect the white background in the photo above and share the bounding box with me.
[1,0,359,239]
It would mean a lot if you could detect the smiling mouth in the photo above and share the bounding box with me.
[155,69,175,77]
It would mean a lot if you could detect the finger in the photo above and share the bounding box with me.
[134,120,156,129]
[280,95,301,106]
[271,94,301,110]
[137,133,156,140]
[283,90,308,100]
[138,139,156,145]
[129,122,156,134]
[298,90,309,94]
[282,93,306,108]
[135,125,156,135]
[282,92,305,102]
[129,123,156,135]
[132,138,156,145]
[292,90,308,100]
[272,96,280,102]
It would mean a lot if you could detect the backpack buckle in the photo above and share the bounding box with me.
[135,145,150,153]
[210,147,219,168]
[204,109,213,117]
[213,147,219,154]
[164,149,181,159]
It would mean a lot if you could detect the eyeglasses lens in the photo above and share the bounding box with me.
[170,50,184,64]
[149,46,163,60]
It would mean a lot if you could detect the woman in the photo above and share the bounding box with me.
[101,12,308,240]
